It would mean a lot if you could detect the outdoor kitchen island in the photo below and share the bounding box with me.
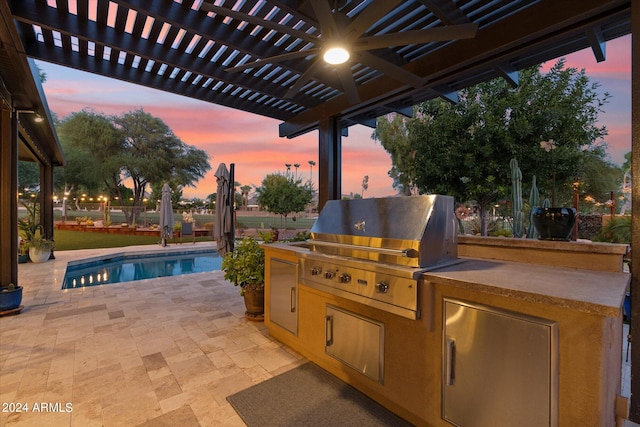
[264,235,629,427]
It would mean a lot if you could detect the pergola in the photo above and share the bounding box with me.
[0,0,638,419]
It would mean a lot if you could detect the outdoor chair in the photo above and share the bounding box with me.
[180,221,196,244]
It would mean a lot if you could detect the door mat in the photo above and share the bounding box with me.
[227,362,413,426]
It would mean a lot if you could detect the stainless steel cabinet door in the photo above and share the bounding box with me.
[269,258,298,334]
[325,305,384,383]
[443,299,558,427]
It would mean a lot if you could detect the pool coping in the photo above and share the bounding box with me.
[65,246,219,268]
[26,242,218,297]
[58,243,221,290]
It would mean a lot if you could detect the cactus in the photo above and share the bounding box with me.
[510,158,524,237]
[527,175,540,239]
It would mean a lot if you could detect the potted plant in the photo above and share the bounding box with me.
[221,236,265,320]
[18,239,29,263]
[25,236,55,263]
[18,217,40,242]
[0,283,23,312]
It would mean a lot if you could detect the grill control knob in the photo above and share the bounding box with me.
[338,273,351,284]
[376,281,390,294]
[324,270,335,279]
[310,266,322,276]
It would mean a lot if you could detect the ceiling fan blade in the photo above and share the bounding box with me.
[310,1,339,39]
[200,3,318,44]
[285,59,324,99]
[344,0,403,41]
[336,65,360,104]
[355,23,479,50]
[225,49,320,72]
[356,51,425,88]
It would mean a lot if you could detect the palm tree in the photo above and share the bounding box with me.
[294,163,300,180]
[240,185,251,208]
[308,160,316,186]
[361,175,369,198]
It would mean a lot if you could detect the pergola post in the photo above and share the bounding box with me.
[0,106,19,287]
[630,0,640,421]
[317,118,342,211]
[40,162,55,258]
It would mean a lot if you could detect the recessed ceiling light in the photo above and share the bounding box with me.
[323,46,350,65]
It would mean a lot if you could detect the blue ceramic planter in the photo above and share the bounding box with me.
[0,286,23,311]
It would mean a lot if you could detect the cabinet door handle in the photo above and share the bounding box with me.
[325,315,333,346]
[290,287,296,312]
[445,337,456,386]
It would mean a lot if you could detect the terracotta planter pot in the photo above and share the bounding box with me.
[242,284,264,319]
[532,207,577,241]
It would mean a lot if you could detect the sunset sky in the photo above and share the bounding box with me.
[36,34,631,200]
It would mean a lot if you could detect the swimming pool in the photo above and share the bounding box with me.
[62,249,222,289]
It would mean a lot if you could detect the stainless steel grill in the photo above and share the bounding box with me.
[298,195,458,319]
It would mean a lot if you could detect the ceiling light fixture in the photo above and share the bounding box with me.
[15,109,44,123]
[323,46,350,65]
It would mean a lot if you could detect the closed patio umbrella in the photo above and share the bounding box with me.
[215,163,234,256]
[159,183,174,247]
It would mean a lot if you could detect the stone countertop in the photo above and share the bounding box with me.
[423,258,630,317]
[458,235,630,255]
[265,242,630,317]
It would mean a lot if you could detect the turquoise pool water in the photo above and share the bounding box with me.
[62,249,221,289]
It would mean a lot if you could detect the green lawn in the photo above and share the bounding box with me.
[46,212,316,251]
[52,230,211,251]
[50,210,316,230]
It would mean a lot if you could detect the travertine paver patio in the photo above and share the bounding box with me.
[0,242,632,426]
[0,242,305,426]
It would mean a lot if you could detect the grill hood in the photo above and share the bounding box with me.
[309,195,457,268]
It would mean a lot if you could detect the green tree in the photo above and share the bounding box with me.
[18,161,40,192]
[112,109,210,224]
[55,108,211,225]
[375,60,609,235]
[255,173,314,228]
[371,110,415,195]
[55,109,123,207]
[578,147,623,208]
[622,151,632,175]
